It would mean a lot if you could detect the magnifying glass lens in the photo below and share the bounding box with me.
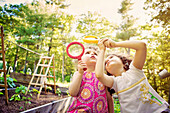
[86,37,97,40]
[68,44,83,56]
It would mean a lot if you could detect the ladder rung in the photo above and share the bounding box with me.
[41,56,52,59]
[0,69,7,72]
[44,83,56,86]
[30,83,42,86]
[37,64,50,67]
[33,74,46,76]
[0,50,3,53]
[0,84,7,87]
[47,76,55,78]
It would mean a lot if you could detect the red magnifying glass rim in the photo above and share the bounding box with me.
[66,42,85,60]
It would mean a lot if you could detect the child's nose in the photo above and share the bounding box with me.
[90,52,95,55]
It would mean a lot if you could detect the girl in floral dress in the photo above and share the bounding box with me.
[67,46,114,113]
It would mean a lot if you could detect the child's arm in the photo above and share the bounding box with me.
[106,88,114,113]
[95,38,114,88]
[68,60,86,97]
[105,39,147,70]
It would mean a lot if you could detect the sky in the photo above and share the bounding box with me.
[66,0,150,25]
[0,0,150,25]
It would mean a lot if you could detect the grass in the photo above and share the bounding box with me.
[47,79,70,88]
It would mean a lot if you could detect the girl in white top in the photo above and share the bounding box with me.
[95,38,170,113]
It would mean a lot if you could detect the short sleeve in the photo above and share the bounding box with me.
[127,62,145,78]
[110,63,146,93]
[111,76,118,93]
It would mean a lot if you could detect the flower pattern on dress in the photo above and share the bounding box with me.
[67,72,108,113]
[74,105,92,113]
[84,72,94,83]
[78,84,94,104]
[68,98,78,111]
[93,96,106,113]
[95,79,105,95]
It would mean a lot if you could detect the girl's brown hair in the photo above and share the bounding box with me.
[106,54,132,76]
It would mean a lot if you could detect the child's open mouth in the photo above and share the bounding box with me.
[90,56,96,59]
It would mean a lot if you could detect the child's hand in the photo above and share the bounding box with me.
[77,60,87,74]
[104,39,116,48]
[98,38,108,50]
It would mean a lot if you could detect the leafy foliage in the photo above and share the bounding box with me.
[114,98,121,113]
[0,75,17,88]
[10,85,39,110]
[144,0,170,28]
[0,0,169,102]
[56,88,61,96]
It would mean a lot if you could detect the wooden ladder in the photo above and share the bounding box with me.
[0,26,8,105]
[26,54,56,99]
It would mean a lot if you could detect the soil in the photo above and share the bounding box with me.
[0,87,69,113]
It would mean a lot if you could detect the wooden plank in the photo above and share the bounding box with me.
[0,69,7,72]
[44,83,56,86]
[41,56,52,59]
[0,50,3,53]
[37,64,50,67]
[46,76,55,78]
[33,74,46,76]
[0,84,5,87]
[30,83,42,86]
[1,26,8,104]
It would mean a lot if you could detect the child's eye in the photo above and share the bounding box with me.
[94,53,98,56]
[86,51,90,54]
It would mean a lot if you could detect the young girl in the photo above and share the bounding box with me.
[95,38,170,113]
[67,46,114,113]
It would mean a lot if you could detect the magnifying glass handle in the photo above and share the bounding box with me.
[78,58,87,71]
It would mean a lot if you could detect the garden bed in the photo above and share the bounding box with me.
[0,87,70,113]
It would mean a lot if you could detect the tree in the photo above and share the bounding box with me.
[144,0,170,29]
[116,0,140,54]
[140,24,170,101]
[76,11,116,40]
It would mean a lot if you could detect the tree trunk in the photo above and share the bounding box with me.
[62,47,65,82]
[23,51,28,74]
[13,47,18,72]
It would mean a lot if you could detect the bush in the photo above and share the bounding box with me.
[114,98,121,113]
[65,75,71,82]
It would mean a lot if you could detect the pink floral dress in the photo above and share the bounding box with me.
[67,72,108,113]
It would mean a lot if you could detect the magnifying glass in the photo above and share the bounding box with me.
[83,36,98,43]
[66,41,87,71]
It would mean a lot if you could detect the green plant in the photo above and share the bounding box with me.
[32,88,40,94]
[0,75,17,88]
[20,71,24,74]
[46,86,52,92]
[66,90,70,96]
[114,98,121,113]
[15,85,28,94]
[9,85,39,110]
[0,91,3,95]
[56,88,61,96]
[65,75,71,82]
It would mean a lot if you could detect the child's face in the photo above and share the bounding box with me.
[105,55,123,76]
[81,48,98,65]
